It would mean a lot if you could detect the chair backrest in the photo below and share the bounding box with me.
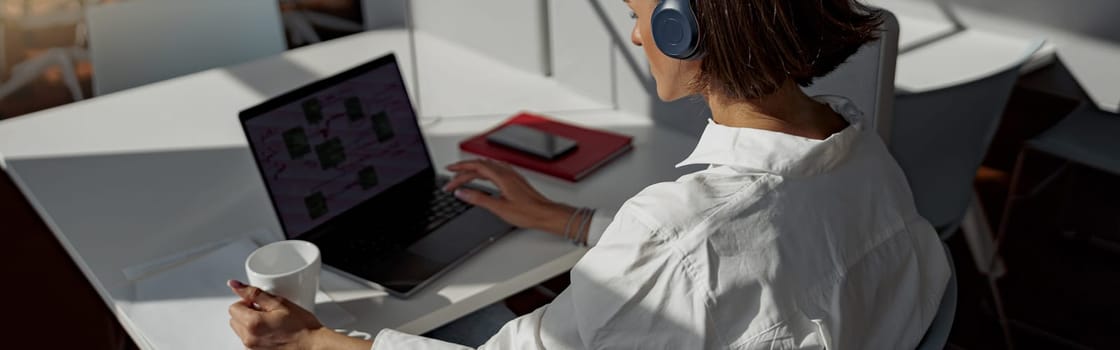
[802,9,900,143]
[917,243,958,350]
[888,41,1042,229]
[86,0,286,96]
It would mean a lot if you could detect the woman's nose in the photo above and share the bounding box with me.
[631,26,642,46]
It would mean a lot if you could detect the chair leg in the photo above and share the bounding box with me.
[987,276,1016,350]
[0,47,85,102]
[987,150,1031,350]
[960,193,1006,277]
[0,55,57,100]
[51,48,84,101]
[961,192,1014,348]
[986,148,1071,350]
[1055,165,1079,241]
[283,11,321,45]
[1,23,6,77]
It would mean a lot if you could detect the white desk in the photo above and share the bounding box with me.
[0,29,699,348]
[894,12,959,52]
[871,0,1120,112]
[895,29,1043,93]
[868,1,1055,95]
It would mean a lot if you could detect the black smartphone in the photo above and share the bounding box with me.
[486,124,579,160]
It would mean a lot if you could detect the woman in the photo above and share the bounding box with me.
[227,0,950,348]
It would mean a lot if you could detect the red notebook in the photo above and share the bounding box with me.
[459,113,633,182]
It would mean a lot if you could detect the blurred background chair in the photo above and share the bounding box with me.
[279,0,363,47]
[888,39,1044,348]
[85,0,286,95]
[0,0,91,103]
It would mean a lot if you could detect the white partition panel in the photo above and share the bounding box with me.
[554,0,709,137]
[410,0,549,76]
[86,0,287,96]
[548,0,614,106]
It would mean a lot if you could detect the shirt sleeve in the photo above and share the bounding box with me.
[371,207,707,349]
[584,209,614,247]
[491,208,708,349]
[559,210,710,348]
[372,329,474,350]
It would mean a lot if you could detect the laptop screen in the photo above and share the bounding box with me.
[241,56,431,238]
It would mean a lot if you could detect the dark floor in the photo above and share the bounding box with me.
[962,163,1120,350]
[945,63,1120,350]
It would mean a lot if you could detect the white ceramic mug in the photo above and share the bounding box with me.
[245,240,321,312]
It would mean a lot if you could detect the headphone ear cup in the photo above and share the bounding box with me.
[651,0,700,59]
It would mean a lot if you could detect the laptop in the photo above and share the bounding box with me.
[239,53,515,298]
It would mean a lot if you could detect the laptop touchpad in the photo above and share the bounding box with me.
[406,207,512,263]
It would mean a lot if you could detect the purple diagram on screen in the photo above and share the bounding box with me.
[244,62,428,237]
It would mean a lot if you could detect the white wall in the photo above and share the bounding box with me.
[548,0,613,106]
[409,0,550,76]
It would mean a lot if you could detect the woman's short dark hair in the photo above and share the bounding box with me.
[691,0,883,100]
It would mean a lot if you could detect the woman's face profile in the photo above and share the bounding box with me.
[625,0,702,102]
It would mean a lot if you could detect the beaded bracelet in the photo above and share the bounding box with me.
[584,209,597,246]
[575,208,595,247]
[561,206,581,243]
[570,207,589,245]
[560,207,596,246]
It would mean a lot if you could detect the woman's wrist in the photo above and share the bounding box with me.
[539,202,579,236]
[539,203,596,246]
[305,327,372,350]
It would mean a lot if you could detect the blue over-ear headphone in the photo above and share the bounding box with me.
[651,0,700,59]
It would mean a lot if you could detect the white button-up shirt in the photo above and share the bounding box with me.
[373,96,951,349]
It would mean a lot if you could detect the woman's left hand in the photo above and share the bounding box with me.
[443,159,576,235]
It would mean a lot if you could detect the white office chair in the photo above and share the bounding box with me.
[917,243,958,350]
[889,40,1044,239]
[85,0,286,96]
[889,40,1044,349]
[802,9,900,143]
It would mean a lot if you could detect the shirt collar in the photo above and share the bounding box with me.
[675,95,866,177]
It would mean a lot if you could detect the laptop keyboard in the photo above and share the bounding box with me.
[326,179,476,265]
[425,178,474,232]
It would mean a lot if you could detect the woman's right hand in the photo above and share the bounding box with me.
[443,159,576,235]
[227,280,370,350]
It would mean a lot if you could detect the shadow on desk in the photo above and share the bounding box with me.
[4,146,284,305]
